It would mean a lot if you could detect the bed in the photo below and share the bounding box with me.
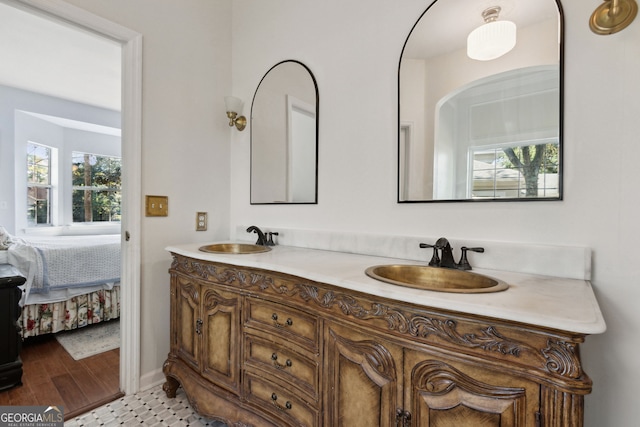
[0,228,120,338]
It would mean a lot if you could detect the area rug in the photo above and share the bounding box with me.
[55,320,120,360]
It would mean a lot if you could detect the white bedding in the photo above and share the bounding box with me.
[6,234,121,306]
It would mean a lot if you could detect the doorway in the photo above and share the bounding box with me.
[0,0,141,397]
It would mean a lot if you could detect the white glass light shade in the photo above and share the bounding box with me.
[224,96,243,113]
[467,20,517,61]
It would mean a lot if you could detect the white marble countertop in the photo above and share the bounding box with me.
[166,242,606,335]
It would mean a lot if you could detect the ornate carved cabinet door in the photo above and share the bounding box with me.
[404,350,540,427]
[174,275,200,371]
[324,323,403,427]
[200,285,241,394]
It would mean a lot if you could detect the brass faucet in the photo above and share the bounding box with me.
[419,237,484,270]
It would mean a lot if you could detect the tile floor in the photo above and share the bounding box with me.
[65,384,227,426]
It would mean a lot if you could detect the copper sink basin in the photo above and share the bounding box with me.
[365,265,508,293]
[199,243,272,254]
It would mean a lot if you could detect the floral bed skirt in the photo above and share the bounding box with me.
[20,286,120,338]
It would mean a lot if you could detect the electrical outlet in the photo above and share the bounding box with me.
[196,212,207,231]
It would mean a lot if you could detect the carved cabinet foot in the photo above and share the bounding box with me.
[163,376,180,398]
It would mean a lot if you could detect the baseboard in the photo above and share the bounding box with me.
[139,368,166,391]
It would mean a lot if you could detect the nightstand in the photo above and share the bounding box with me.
[0,264,25,390]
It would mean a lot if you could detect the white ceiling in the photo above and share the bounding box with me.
[22,111,121,136]
[0,1,121,111]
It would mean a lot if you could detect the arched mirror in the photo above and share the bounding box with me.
[251,60,319,204]
[398,0,562,202]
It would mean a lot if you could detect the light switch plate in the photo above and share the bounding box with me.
[196,212,207,231]
[145,195,168,217]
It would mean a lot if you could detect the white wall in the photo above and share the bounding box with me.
[63,0,233,382]
[229,1,640,426]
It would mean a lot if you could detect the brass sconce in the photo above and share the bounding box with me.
[224,96,247,131]
[590,0,637,34]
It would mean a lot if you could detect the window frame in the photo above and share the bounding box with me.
[468,138,560,199]
[71,151,122,223]
[26,141,54,226]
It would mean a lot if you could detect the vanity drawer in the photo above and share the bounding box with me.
[244,371,319,427]
[245,298,319,352]
[244,333,319,401]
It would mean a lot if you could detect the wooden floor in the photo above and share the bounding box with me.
[0,332,123,420]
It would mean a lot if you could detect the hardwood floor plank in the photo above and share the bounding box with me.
[66,357,112,403]
[21,359,52,387]
[4,381,33,405]
[0,331,120,418]
[82,355,119,391]
[51,373,90,412]
[29,378,65,408]
[40,352,71,379]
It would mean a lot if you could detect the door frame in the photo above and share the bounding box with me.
[6,0,143,395]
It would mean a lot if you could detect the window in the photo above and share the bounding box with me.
[470,140,559,199]
[72,152,121,222]
[27,142,53,225]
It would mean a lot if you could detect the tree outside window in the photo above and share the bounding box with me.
[72,152,121,222]
[471,141,559,199]
[27,142,52,225]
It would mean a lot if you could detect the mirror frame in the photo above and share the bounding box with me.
[397,0,564,203]
[250,60,319,205]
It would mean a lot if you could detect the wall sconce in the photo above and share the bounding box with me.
[224,96,247,131]
[590,0,637,34]
[467,6,517,61]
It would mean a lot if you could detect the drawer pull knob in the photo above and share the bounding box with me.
[195,319,203,335]
[271,393,292,411]
[271,353,293,370]
[271,313,293,328]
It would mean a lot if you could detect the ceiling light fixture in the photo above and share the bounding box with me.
[467,6,517,61]
[224,96,247,131]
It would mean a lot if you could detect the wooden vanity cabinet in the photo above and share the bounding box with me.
[243,297,322,426]
[325,321,540,427]
[324,321,403,427]
[171,273,241,393]
[164,254,594,427]
[403,349,540,427]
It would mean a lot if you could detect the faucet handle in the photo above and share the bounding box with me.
[457,247,484,270]
[267,232,279,246]
[419,243,440,267]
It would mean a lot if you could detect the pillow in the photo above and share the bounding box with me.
[0,226,15,250]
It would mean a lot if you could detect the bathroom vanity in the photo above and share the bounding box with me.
[163,243,604,427]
